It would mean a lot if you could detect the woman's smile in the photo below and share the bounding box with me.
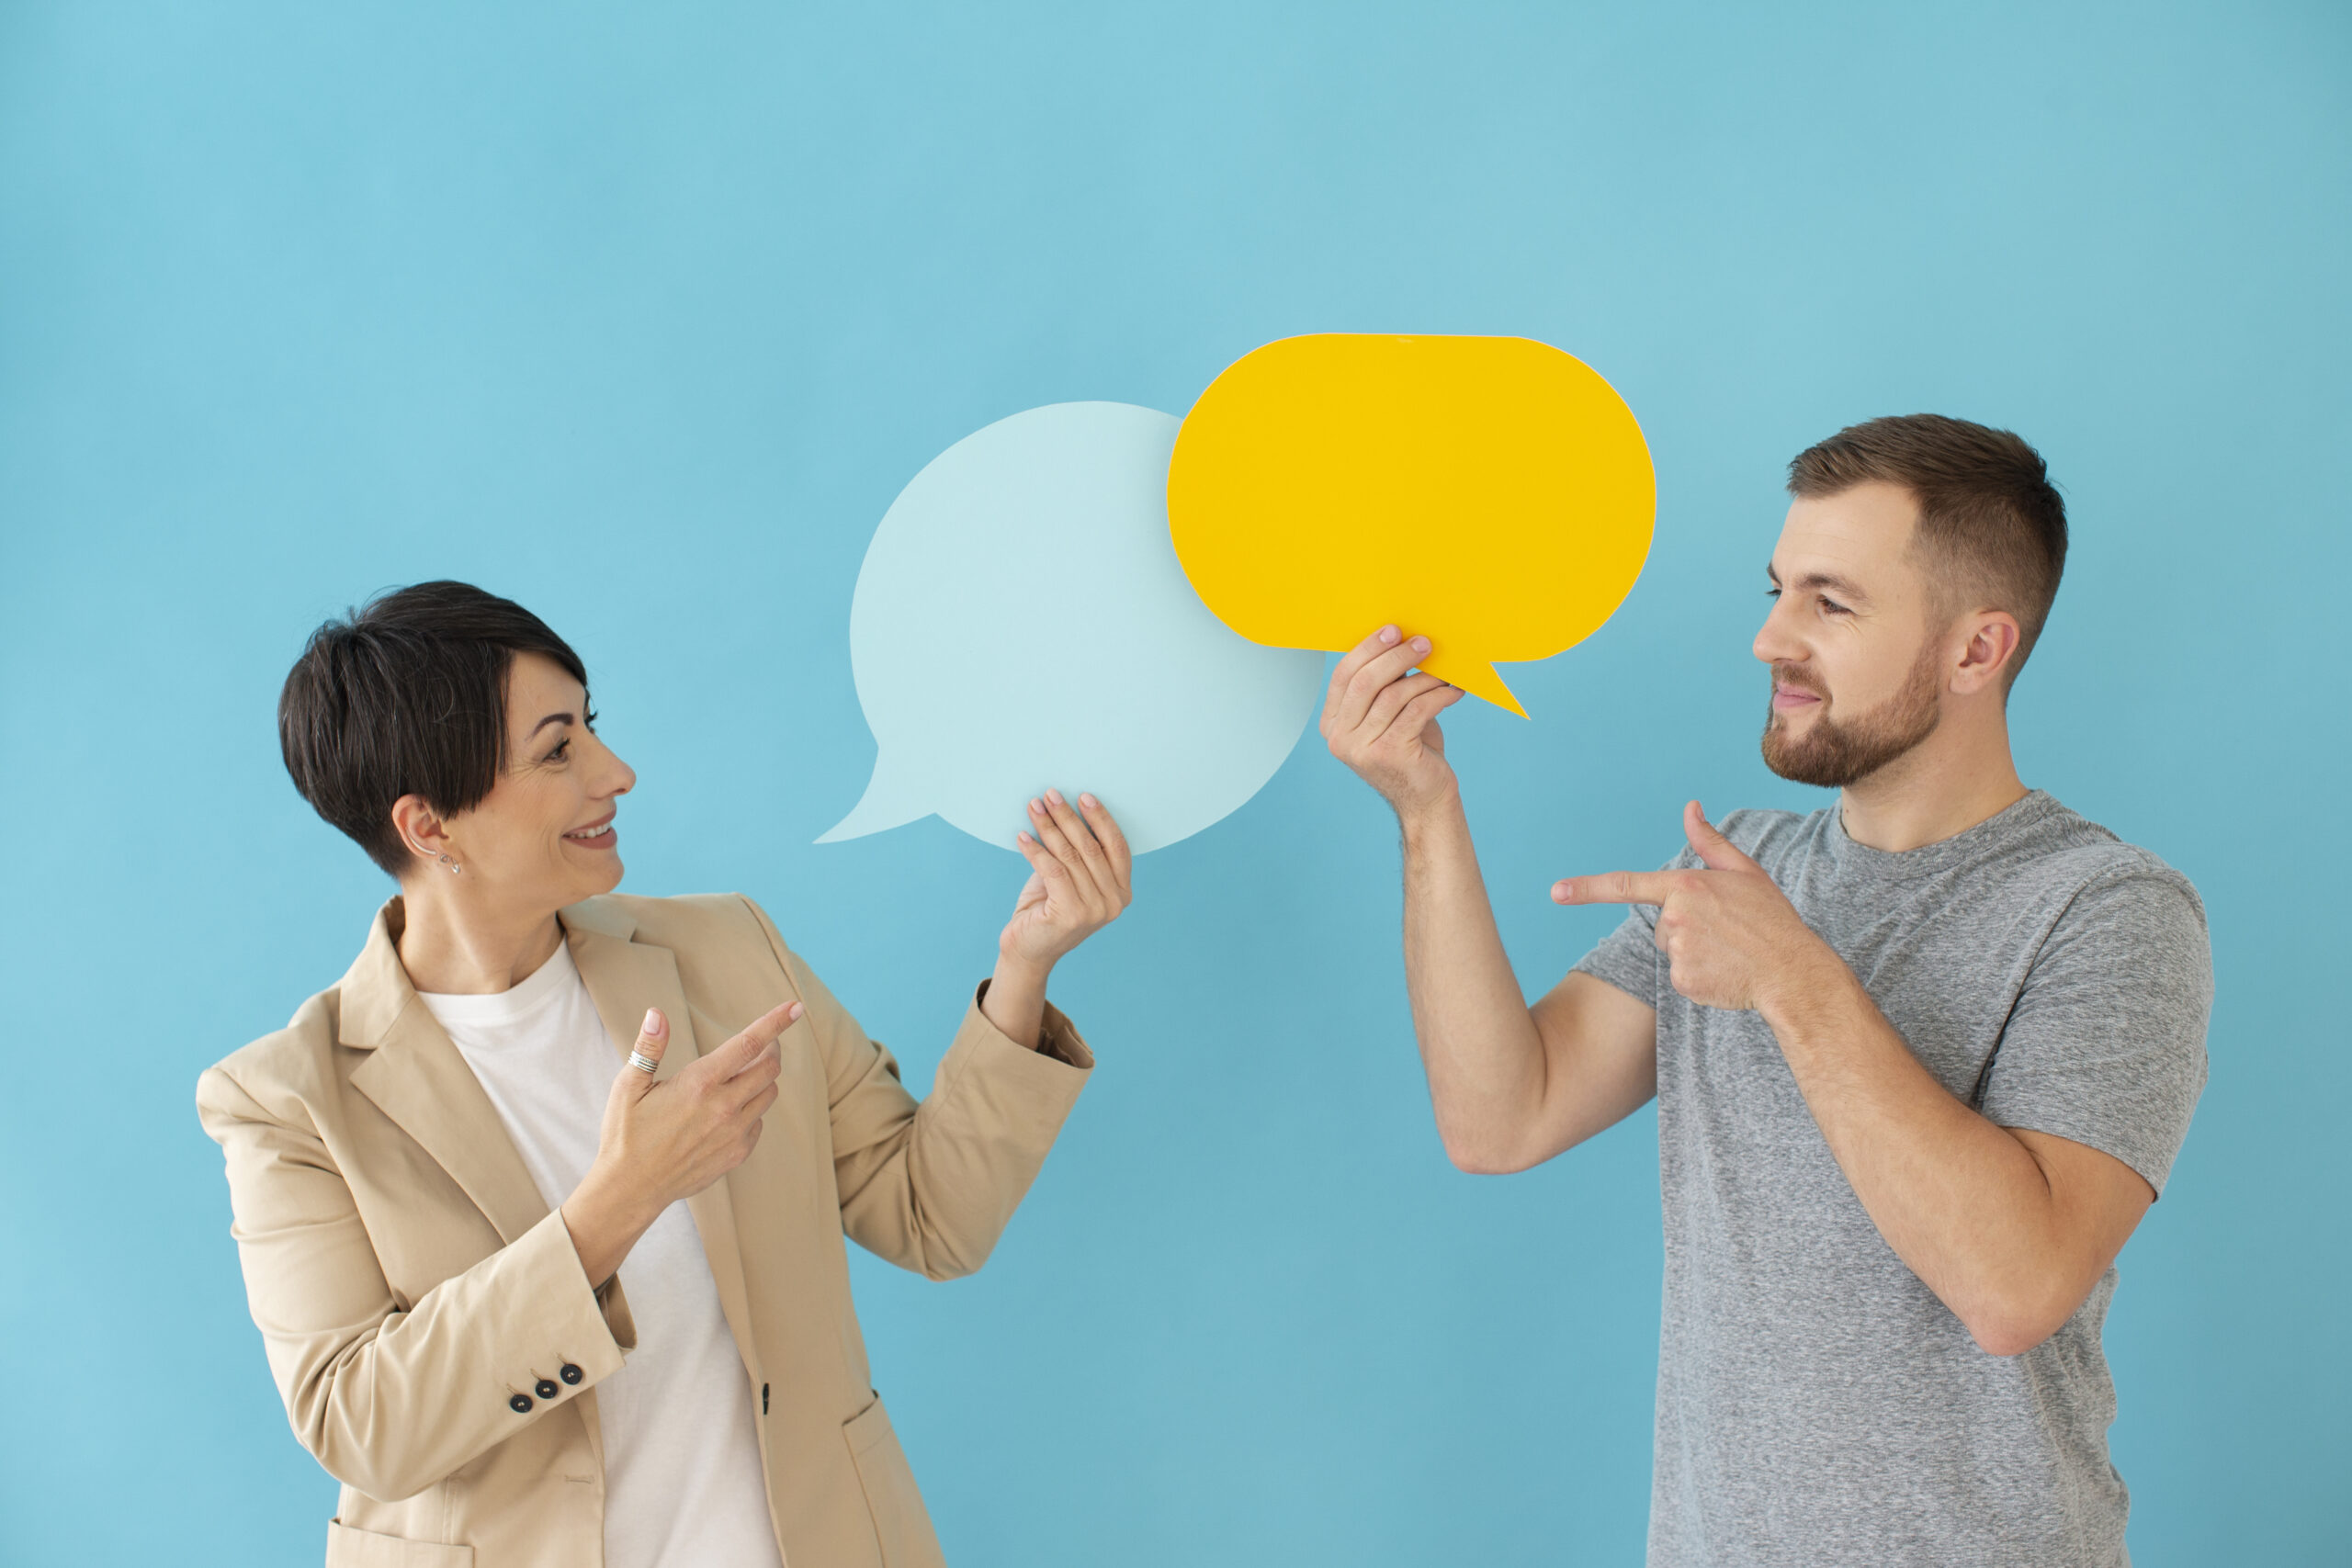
[564,813,618,851]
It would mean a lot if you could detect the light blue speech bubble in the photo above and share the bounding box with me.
[820,401,1325,855]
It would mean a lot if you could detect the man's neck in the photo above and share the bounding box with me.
[394,880,566,996]
[1836,705,2029,853]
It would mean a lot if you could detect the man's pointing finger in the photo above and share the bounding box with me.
[1553,871,1679,907]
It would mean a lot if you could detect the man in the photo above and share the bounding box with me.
[1324,414,2210,1566]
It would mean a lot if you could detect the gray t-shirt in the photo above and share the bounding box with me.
[1573,789,2210,1568]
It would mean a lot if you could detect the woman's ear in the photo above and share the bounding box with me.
[1951,611,2023,696]
[390,795,457,874]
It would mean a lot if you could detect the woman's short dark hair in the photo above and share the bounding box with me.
[279,581,588,876]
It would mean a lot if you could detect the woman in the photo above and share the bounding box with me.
[198,581,1131,1568]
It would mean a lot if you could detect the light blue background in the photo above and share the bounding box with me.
[3,4,2344,1563]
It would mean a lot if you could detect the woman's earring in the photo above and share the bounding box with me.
[438,853,462,875]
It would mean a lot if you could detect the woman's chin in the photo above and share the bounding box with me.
[549,852,626,906]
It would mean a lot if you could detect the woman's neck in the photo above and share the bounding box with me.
[394,877,566,996]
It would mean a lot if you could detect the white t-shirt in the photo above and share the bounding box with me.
[419,942,784,1568]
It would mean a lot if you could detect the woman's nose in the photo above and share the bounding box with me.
[592,734,637,796]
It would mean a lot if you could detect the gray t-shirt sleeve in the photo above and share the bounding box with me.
[1569,844,1697,1007]
[1974,863,2213,1196]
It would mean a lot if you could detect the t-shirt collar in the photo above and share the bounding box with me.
[1825,787,2061,882]
[414,939,582,1031]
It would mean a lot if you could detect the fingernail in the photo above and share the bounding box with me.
[1379,626,1399,644]
[641,1008,662,1034]
[787,1002,804,1020]
[1028,798,1044,814]
[1018,830,1035,843]
[1411,636,1430,654]
[1046,789,1065,807]
[1079,793,1097,808]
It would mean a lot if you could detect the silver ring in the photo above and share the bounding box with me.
[628,1051,660,1075]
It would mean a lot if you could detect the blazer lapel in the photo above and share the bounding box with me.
[564,899,766,1385]
[344,901,550,1247]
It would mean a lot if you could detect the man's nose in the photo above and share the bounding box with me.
[1753,603,1803,665]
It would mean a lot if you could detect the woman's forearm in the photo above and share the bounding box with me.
[286,1211,630,1501]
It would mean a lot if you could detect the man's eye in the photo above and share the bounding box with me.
[1820,598,1850,615]
[1765,587,1781,600]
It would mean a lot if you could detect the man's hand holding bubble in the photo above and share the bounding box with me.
[1320,626,1465,818]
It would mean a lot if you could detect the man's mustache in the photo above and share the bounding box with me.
[1771,663,1828,700]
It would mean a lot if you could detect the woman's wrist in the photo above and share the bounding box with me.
[982,951,1053,1050]
[561,1164,660,1288]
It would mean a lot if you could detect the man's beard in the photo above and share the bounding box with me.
[1760,639,1944,788]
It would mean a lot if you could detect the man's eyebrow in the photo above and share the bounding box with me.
[1768,562,1871,603]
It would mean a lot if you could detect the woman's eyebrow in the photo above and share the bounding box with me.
[526,711,577,737]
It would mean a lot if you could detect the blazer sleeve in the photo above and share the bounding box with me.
[736,895,1092,1281]
[195,1064,637,1503]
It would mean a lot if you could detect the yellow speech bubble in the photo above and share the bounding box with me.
[1165,333,1656,716]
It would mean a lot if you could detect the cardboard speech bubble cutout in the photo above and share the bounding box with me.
[1165,333,1656,716]
[819,401,1325,854]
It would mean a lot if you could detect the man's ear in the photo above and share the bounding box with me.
[1951,611,2023,696]
[389,794,453,871]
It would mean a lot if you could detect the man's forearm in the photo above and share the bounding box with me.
[1761,958,2090,1350]
[1396,795,1550,1170]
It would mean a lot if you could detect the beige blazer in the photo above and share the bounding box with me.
[197,891,1093,1568]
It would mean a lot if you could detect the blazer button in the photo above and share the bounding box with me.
[510,1393,535,1414]
[560,1363,584,1385]
[535,1378,560,1400]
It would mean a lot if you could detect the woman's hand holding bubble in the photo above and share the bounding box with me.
[982,790,1133,1049]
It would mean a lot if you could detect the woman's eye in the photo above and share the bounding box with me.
[548,739,571,762]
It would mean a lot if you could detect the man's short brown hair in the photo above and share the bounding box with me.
[1787,414,2067,687]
